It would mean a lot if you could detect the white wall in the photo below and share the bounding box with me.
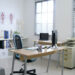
[0,0,73,51]
[23,0,35,46]
[23,0,35,37]
[55,0,73,42]
[23,0,73,46]
[0,0,72,59]
[23,0,73,60]
[0,0,24,35]
[0,0,73,61]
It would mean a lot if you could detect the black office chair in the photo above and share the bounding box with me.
[12,34,36,75]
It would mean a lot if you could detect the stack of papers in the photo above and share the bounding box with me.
[25,47,38,50]
[25,45,51,50]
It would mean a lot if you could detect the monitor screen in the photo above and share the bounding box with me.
[39,33,49,40]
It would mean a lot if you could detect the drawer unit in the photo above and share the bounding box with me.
[60,47,75,68]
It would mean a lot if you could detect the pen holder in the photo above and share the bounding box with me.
[51,44,58,49]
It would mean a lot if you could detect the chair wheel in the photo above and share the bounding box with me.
[10,73,12,75]
[34,69,36,73]
[19,68,24,72]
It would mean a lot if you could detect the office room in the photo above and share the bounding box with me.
[0,0,75,75]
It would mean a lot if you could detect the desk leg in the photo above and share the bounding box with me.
[11,53,15,75]
[61,50,64,75]
[57,51,60,68]
[23,56,27,75]
[46,55,51,73]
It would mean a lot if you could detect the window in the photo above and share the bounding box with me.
[35,0,54,35]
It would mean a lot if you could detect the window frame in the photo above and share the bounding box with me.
[34,0,55,36]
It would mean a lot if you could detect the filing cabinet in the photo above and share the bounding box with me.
[60,47,75,68]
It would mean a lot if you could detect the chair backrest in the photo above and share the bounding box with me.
[13,34,22,49]
[39,33,49,40]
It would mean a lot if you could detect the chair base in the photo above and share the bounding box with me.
[0,67,5,75]
[10,68,36,75]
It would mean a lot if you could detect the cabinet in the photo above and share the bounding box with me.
[0,38,13,58]
[60,38,75,68]
[0,38,13,49]
[0,41,4,49]
[0,38,28,58]
[63,47,75,68]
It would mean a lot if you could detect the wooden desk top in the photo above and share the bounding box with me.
[34,40,63,46]
[10,47,65,59]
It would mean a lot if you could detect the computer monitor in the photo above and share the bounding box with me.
[39,33,49,40]
[52,30,57,47]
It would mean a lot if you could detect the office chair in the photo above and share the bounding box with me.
[11,34,36,75]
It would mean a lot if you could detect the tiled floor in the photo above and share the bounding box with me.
[0,56,75,75]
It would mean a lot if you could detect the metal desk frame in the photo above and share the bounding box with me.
[10,47,64,75]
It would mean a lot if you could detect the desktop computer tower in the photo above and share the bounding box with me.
[52,30,57,47]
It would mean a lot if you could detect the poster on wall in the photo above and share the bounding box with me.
[0,12,14,25]
[0,11,16,32]
[10,13,13,24]
[1,12,5,24]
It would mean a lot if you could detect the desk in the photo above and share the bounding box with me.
[34,40,64,46]
[10,47,65,75]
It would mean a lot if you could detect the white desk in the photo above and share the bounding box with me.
[10,47,65,75]
[34,40,64,46]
